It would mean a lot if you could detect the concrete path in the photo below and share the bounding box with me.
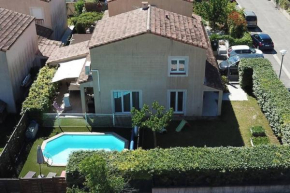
[223,84,248,101]
[236,0,290,88]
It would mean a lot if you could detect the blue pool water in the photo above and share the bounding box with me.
[43,133,126,166]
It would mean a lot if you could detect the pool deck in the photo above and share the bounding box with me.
[41,132,129,166]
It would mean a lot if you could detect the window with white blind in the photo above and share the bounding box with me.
[168,56,189,76]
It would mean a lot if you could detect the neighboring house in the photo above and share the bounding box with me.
[0,0,67,40]
[108,0,193,17]
[76,6,223,117]
[0,8,38,113]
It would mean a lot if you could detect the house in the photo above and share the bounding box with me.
[0,8,38,113]
[74,6,223,117]
[0,0,67,40]
[108,0,193,17]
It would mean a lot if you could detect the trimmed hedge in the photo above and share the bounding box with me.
[67,146,290,189]
[252,137,270,146]
[210,32,253,47]
[239,58,290,144]
[75,12,103,33]
[21,66,57,122]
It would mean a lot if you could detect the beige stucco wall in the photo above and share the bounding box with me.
[108,0,193,17]
[0,0,67,40]
[4,22,38,113]
[89,34,207,116]
[50,0,68,40]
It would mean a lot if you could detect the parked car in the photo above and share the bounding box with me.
[219,55,240,75]
[251,33,274,51]
[228,45,264,58]
[243,11,258,28]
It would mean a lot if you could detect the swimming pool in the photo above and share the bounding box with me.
[42,132,128,166]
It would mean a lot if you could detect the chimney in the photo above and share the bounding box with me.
[142,1,149,10]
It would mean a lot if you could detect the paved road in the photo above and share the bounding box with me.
[237,0,290,88]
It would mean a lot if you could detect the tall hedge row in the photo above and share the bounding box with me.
[67,146,290,189]
[21,66,57,122]
[239,58,290,144]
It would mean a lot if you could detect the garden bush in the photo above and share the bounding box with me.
[210,32,252,47]
[251,126,266,137]
[75,0,85,15]
[227,11,247,38]
[239,58,290,144]
[251,137,270,146]
[75,12,103,33]
[21,66,57,123]
[67,146,290,191]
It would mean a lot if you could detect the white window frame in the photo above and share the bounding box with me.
[167,90,187,114]
[168,56,189,77]
[29,7,45,21]
[111,90,142,114]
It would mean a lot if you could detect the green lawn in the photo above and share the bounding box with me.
[141,96,280,149]
[19,127,131,178]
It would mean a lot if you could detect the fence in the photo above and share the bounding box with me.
[42,113,132,128]
[0,177,66,193]
[0,112,29,178]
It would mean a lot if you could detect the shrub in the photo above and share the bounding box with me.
[251,126,266,137]
[227,11,247,38]
[21,66,57,123]
[210,32,252,47]
[67,146,290,190]
[75,0,85,15]
[75,12,103,33]
[221,75,229,92]
[239,58,290,144]
[251,137,270,146]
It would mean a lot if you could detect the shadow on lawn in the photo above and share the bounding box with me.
[140,102,244,149]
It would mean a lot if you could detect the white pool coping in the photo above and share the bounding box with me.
[41,132,129,167]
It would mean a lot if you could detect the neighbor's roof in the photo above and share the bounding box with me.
[47,41,90,65]
[107,0,193,3]
[0,8,34,52]
[89,6,208,49]
[38,36,62,58]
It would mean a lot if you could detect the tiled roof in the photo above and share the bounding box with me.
[47,41,90,65]
[36,24,53,39]
[0,8,34,52]
[108,0,193,3]
[89,7,208,49]
[38,36,61,58]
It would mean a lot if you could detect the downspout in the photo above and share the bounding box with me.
[91,70,100,92]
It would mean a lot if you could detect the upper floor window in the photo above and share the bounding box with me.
[168,56,189,76]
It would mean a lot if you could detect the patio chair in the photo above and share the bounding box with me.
[23,171,36,178]
[176,120,191,132]
[47,172,57,178]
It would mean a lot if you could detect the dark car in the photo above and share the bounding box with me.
[251,33,274,51]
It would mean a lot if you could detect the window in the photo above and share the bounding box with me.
[112,91,141,113]
[30,7,44,20]
[168,90,186,113]
[168,56,188,76]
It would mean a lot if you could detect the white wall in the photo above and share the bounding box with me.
[5,22,38,112]
[50,0,68,40]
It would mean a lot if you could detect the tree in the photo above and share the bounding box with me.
[79,154,125,193]
[131,102,173,147]
[194,0,229,29]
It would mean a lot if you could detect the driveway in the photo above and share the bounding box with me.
[237,0,290,88]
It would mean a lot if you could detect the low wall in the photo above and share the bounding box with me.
[153,185,290,193]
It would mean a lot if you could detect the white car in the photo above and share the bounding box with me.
[228,45,264,58]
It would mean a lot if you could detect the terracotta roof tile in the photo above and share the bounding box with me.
[0,8,34,52]
[89,7,208,49]
[38,36,61,58]
[47,41,90,65]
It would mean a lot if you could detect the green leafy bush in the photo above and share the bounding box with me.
[221,75,229,92]
[75,0,85,15]
[239,58,290,144]
[67,146,290,190]
[21,66,57,123]
[251,137,270,146]
[210,32,253,47]
[251,126,266,137]
[227,11,247,38]
[75,12,103,33]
